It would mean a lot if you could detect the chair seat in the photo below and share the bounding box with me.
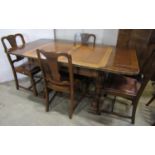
[15,61,40,75]
[46,71,81,93]
[104,75,141,97]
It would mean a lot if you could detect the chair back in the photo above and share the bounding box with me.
[141,46,155,80]
[74,33,96,47]
[135,48,155,102]
[1,33,25,52]
[1,33,25,64]
[37,50,74,90]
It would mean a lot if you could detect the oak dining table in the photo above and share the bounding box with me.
[10,39,140,113]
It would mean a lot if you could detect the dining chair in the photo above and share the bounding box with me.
[1,33,41,96]
[74,33,97,95]
[37,49,80,118]
[146,93,155,106]
[145,81,155,106]
[74,33,96,47]
[100,47,155,124]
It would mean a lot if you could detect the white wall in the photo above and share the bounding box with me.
[56,29,82,41]
[0,29,118,83]
[56,29,119,45]
[102,29,119,45]
[0,29,54,83]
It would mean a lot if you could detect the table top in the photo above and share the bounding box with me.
[11,39,140,75]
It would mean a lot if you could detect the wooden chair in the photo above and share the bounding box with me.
[146,76,155,106]
[100,47,155,124]
[74,33,96,47]
[74,33,97,94]
[1,33,41,96]
[37,49,79,118]
[144,44,155,106]
[146,93,155,106]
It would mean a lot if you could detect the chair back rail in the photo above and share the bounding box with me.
[1,33,25,63]
[37,49,74,92]
[74,33,96,47]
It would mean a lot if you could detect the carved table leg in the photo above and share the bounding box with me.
[88,71,104,114]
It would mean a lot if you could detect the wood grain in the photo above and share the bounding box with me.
[11,39,140,75]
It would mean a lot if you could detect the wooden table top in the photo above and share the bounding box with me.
[11,39,140,75]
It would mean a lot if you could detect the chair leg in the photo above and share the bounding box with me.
[45,88,49,112]
[131,100,138,124]
[131,116,135,124]
[13,70,19,90]
[69,93,74,119]
[30,74,38,96]
[146,95,155,106]
[111,96,116,112]
[85,80,90,93]
[152,122,155,126]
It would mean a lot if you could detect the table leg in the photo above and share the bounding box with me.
[88,72,104,114]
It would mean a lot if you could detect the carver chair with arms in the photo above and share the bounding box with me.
[100,46,155,124]
[1,33,41,96]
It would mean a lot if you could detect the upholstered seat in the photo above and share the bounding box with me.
[104,75,141,98]
[15,61,40,75]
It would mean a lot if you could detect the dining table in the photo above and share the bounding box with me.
[10,39,140,113]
